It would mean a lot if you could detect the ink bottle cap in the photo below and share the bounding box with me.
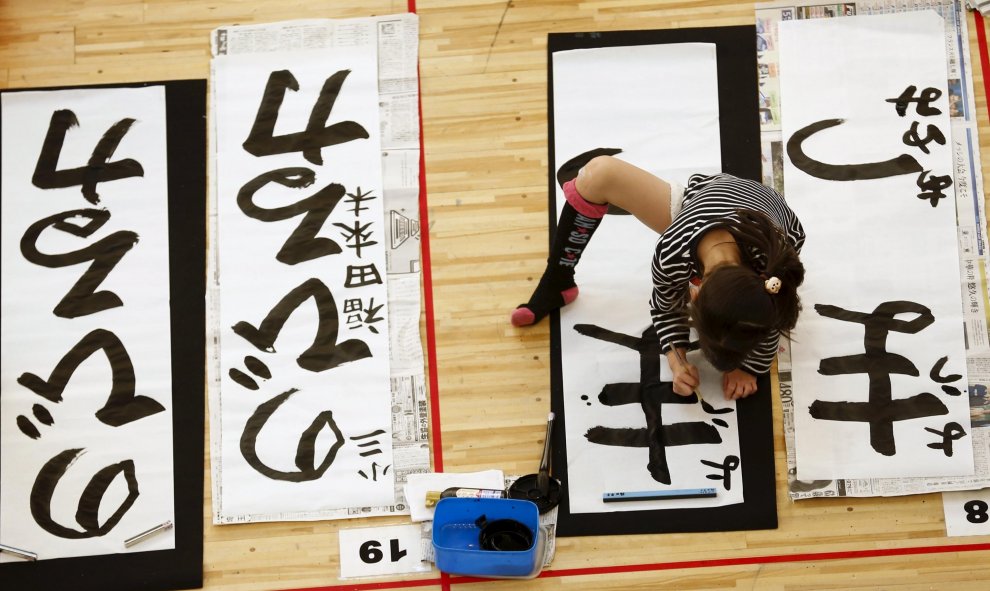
[425,491,443,507]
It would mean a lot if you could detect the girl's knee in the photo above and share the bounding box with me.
[577,155,618,199]
[580,155,616,181]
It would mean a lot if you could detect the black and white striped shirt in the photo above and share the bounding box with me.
[650,173,806,375]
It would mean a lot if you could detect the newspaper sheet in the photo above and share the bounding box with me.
[756,0,990,498]
[207,14,430,522]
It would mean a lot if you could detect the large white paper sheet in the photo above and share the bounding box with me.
[780,11,972,479]
[1,87,175,560]
[212,46,395,520]
[552,44,746,513]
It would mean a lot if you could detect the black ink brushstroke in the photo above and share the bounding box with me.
[902,121,945,155]
[809,392,948,423]
[17,328,165,426]
[20,208,138,318]
[916,170,952,207]
[231,277,371,372]
[33,403,55,425]
[701,398,734,415]
[925,422,966,456]
[702,455,740,491]
[228,368,260,391]
[242,70,369,165]
[812,301,948,456]
[885,85,942,117]
[237,167,346,264]
[343,263,384,288]
[31,109,144,204]
[17,415,42,439]
[932,354,962,396]
[332,219,378,259]
[786,118,924,181]
[598,383,642,406]
[930,356,962,384]
[244,355,271,379]
[575,323,734,483]
[573,323,642,349]
[31,448,139,538]
[585,421,722,468]
[239,388,343,482]
[350,430,387,440]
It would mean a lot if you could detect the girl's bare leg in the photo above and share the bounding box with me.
[511,155,674,326]
[574,155,674,234]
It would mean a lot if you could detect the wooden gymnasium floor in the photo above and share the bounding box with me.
[3,1,990,590]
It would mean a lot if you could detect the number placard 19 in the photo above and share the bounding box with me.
[338,524,431,578]
[942,489,990,537]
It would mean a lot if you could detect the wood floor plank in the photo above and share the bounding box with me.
[1,1,988,589]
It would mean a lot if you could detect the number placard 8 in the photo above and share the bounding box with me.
[942,489,990,537]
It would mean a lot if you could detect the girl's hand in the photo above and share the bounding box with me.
[722,369,757,400]
[665,349,699,396]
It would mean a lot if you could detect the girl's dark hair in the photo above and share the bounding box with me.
[694,209,805,372]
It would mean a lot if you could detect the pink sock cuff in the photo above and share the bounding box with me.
[563,179,607,219]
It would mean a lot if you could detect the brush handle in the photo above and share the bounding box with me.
[539,415,554,472]
[537,414,555,495]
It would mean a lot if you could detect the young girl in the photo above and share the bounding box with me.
[511,155,806,401]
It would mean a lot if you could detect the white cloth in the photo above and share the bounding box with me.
[403,470,505,522]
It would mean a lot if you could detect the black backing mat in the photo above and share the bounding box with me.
[0,79,206,590]
[547,26,778,537]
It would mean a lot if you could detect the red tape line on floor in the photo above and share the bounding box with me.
[277,542,990,590]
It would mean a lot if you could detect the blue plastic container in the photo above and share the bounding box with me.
[432,497,543,578]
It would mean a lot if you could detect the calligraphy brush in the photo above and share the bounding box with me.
[537,412,555,497]
[672,348,704,408]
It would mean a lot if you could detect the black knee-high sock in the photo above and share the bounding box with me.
[513,200,603,325]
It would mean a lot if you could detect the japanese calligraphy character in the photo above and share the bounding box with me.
[885,85,942,117]
[701,455,740,490]
[925,422,966,457]
[786,118,923,182]
[237,167,346,264]
[915,170,952,207]
[902,121,945,155]
[228,355,272,392]
[231,277,371,372]
[574,324,732,484]
[809,301,951,456]
[31,449,139,538]
[20,209,138,318]
[239,388,344,482]
[344,186,376,217]
[358,461,390,481]
[31,109,144,204]
[334,219,378,258]
[930,355,963,396]
[351,429,386,457]
[242,69,369,165]
[344,264,383,287]
[17,328,165,428]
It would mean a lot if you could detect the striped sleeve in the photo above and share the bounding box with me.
[740,332,780,375]
[649,263,691,355]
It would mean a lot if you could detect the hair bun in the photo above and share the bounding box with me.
[764,276,782,294]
